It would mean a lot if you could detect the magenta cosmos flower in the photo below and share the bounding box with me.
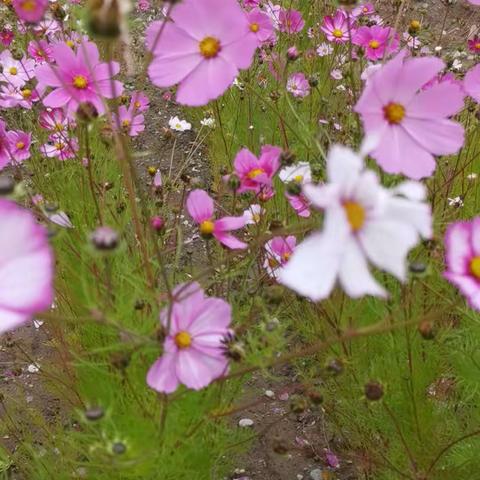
[0,200,54,334]
[35,41,123,116]
[146,0,258,106]
[278,9,305,34]
[287,72,310,98]
[464,64,480,103]
[321,10,355,43]
[233,145,282,194]
[187,189,248,250]
[354,51,465,179]
[147,282,231,393]
[12,0,48,23]
[264,236,296,279]
[444,218,480,311]
[113,105,145,137]
[246,8,274,43]
[353,26,399,61]
[6,130,31,163]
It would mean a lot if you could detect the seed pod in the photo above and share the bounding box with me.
[326,358,344,376]
[418,320,435,340]
[90,226,120,251]
[112,442,126,455]
[409,261,427,274]
[307,389,324,405]
[85,406,105,421]
[364,381,384,401]
[228,174,241,192]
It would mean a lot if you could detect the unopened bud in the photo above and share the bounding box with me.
[364,381,384,401]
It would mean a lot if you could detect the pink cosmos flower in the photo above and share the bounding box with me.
[40,134,79,161]
[278,9,305,34]
[354,51,465,179]
[243,0,260,8]
[35,41,123,116]
[6,131,31,163]
[233,146,282,194]
[279,162,312,218]
[146,0,258,106]
[187,189,248,250]
[0,84,39,109]
[0,199,54,334]
[353,26,399,61]
[27,40,54,63]
[0,28,14,47]
[444,218,480,310]
[321,10,356,44]
[147,282,231,393]
[12,0,49,23]
[464,64,480,104]
[0,51,35,88]
[39,108,71,132]
[468,36,480,53]
[246,8,274,43]
[137,0,150,11]
[32,18,61,38]
[264,236,296,278]
[352,2,375,17]
[113,105,145,137]
[130,91,149,113]
[287,72,310,98]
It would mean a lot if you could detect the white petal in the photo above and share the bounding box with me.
[392,181,427,201]
[327,144,363,186]
[338,238,387,298]
[384,196,432,239]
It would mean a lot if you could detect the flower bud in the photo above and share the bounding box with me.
[77,102,98,123]
[150,216,165,233]
[364,381,384,401]
[408,20,421,36]
[85,406,105,421]
[287,46,300,61]
[112,442,126,455]
[418,320,435,340]
[90,226,119,251]
[228,174,241,192]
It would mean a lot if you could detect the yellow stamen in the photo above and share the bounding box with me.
[332,28,343,39]
[21,0,36,11]
[293,175,304,183]
[122,119,131,128]
[66,40,75,48]
[383,102,405,125]
[281,252,291,262]
[21,88,32,99]
[9,67,17,75]
[470,257,480,279]
[15,142,25,149]
[54,142,64,151]
[199,220,215,236]
[247,168,264,179]
[174,331,192,349]
[344,201,366,232]
[199,37,221,59]
[73,75,88,89]
[250,23,260,33]
[369,39,380,49]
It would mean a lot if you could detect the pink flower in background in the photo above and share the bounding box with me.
[147,282,231,393]
[278,9,305,34]
[137,0,150,11]
[0,199,54,334]
[39,108,70,132]
[264,236,297,278]
[468,0,480,4]
[233,146,282,194]
[0,120,12,169]
[0,28,14,47]
[287,72,310,98]
[422,72,462,91]
[27,40,54,63]
[280,143,432,301]
[464,64,480,103]
[279,162,312,218]
[0,51,35,88]
[12,0,49,23]
[321,10,355,43]
[0,84,39,109]
[146,0,258,106]
[113,105,145,137]
[353,26,399,61]
[468,36,480,53]
[36,41,123,116]
[32,18,61,38]
[130,91,150,113]
[355,51,465,179]
[187,189,248,250]
[243,0,260,8]
[444,218,480,310]
[6,130,31,163]
[246,8,274,43]
[40,134,79,161]
[352,2,375,17]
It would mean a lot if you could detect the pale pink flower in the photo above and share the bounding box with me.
[464,64,480,104]
[0,119,11,169]
[321,10,356,44]
[35,41,123,116]
[243,204,265,225]
[287,72,310,98]
[444,218,480,310]
[146,0,258,106]
[352,2,375,17]
[0,199,54,334]
[353,26,399,61]
[233,145,282,195]
[130,91,149,113]
[113,105,145,137]
[354,51,465,179]
[187,189,248,250]
[27,39,54,63]
[12,0,49,23]
[137,0,150,11]
[278,9,304,34]
[264,236,296,278]
[246,8,274,43]
[6,130,31,163]
[40,134,79,161]
[0,51,35,88]
[0,84,39,109]
[39,108,70,132]
[468,0,480,4]
[147,282,231,394]
[280,142,432,301]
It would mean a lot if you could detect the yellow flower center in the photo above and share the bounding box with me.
[333,28,343,38]
[344,201,365,232]
[250,22,260,33]
[293,175,304,183]
[248,168,264,179]
[363,6,369,12]
[369,39,380,49]
[66,40,75,48]
[383,102,405,125]
[134,100,141,108]
[174,331,192,349]
[475,43,480,50]
[9,67,17,75]
[470,257,480,279]
[410,20,421,30]
[21,88,32,99]
[54,123,64,132]
[281,252,291,262]
[268,257,279,268]
[199,220,215,236]
[122,119,131,128]
[55,142,64,151]
[199,37,221,59]
[252,213,261,223]
[15,141,25,149]
[21,0,36,11]
[73,75,88,89]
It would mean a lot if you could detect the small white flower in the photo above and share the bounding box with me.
[330,69,343,80]
[467,173,478,181]
[451,59,463,71]
[448,196,464,207]
[27,363,40,374]
[233,78,244,90]
[316,43,333,57]
[243,204,265,225]
[279,162,312,184]
[168,116,191,132]
[200,117,215,128]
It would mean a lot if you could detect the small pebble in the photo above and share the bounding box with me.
[310,469,323,480]
[238,418,254,428]
[264,390,275,399]
[27,364,39,374]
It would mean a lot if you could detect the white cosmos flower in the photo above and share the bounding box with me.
[168,116,191,132]
[279,142,432,301]
[279,162,312,185]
